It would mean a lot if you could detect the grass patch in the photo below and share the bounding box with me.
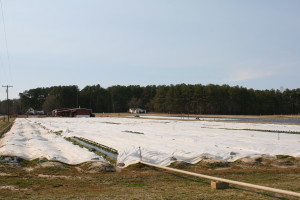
[0,120,14,137]
[276,155,296,160]
[11,181,32,187]
[120,182,149,187]
[53,130,63,136]
[126,163,148,169]
[19,158,41,167]
[0,121,10,130]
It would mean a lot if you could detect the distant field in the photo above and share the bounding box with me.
[94,113,300,125]
[95,113,300,118]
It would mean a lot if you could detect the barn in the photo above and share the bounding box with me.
[52,108,92,118]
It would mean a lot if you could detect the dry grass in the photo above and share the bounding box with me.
[0,118,14,137]
[0,161,299,200]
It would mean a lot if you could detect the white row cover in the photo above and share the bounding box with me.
[0,118,104,164]
[1,117,300,166]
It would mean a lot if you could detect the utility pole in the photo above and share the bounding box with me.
[2,85,13,121]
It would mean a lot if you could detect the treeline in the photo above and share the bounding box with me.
[0,99,21,116]
[17,85,157,114]
[0,84,299,115]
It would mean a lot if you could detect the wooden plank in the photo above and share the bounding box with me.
[140,161,300,198]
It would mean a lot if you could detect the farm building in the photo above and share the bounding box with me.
[129,108,146,114]
[52,108,92,118]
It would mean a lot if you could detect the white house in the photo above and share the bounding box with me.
[26,108,44,115]
[129,108,146,114]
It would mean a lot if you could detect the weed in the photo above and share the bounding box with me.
[53,184,63,188]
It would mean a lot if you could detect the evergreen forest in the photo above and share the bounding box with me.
[0,84,299,115]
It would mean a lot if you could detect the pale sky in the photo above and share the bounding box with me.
[0,0,300,100]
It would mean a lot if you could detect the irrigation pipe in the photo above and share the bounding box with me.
[139,161,300,198]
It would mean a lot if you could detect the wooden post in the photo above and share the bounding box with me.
[211,181,229,190]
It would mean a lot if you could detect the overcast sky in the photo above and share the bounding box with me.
[0,0,300,100]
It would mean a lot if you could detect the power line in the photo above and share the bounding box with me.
[0,0,13,84]
[0,48,4,89]
[0,0,5,87]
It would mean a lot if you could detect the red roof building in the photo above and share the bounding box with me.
[52,108,92,117]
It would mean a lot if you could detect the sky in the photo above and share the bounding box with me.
[0,0,300,100]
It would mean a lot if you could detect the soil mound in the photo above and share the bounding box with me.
[39,161,67,169]
[169,161,193,169]
[80,161,116,173]
[195,158,230,169]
